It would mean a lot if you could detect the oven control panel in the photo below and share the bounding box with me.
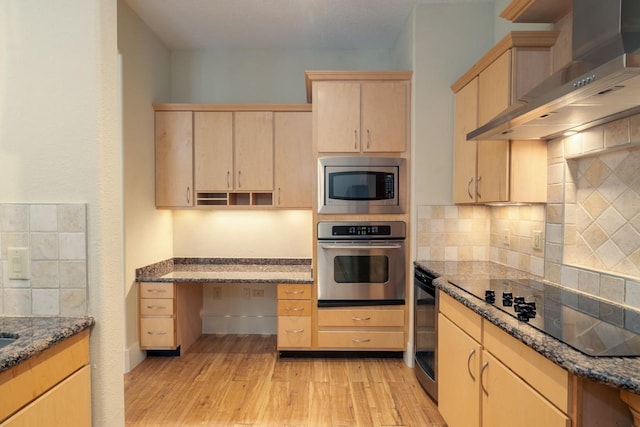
[317,221,406,240]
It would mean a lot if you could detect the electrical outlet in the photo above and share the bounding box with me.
[213,287,222,299]
[502,229,511,246]
[532,230,543,251]
[252,289,264,298]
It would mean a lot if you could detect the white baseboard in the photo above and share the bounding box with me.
[124,341,146,373]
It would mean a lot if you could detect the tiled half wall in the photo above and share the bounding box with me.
[0,204,87,315]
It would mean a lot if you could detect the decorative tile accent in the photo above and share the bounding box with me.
[564,147,640,279]
[0,203,88,316]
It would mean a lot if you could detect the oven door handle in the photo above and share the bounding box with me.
[319,244,403,250]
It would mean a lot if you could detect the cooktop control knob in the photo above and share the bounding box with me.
[502,292,513,306]
[485,290,496,303]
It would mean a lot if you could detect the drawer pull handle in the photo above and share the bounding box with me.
[285,290,304,295]
[147,331,168,335]
[285,329,304,333]
[286,307,304,312]
[147,289,167,293]
[351,338,371,343]
[352,317,371,321]
[146,305,167,310]
[480,361,489,396]
[467,349,476,381]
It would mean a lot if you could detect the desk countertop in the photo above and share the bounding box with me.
[136,257,313,284]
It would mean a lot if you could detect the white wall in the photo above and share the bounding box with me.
[412,2,495,207]
[0,1,123,425]
[170,48,394,103]
[172,210,312,258]
[118,0,173,371]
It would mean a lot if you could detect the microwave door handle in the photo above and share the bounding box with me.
[320,244,403,250]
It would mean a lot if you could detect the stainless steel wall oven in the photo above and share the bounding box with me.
[414,265,438,401]
[317,221,406,307]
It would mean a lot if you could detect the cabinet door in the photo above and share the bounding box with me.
[361,81,407,152]
[234,111,274,191]
[453,78,479,203]
[481,351,570,427]
[476,139,509,203]
[315,81,361,153]
[155,111,193,207]
[194,112,233,192]
[478,50,511,126]
[274,112,313,208]
[437,314,481,427]
[2,366,91,427]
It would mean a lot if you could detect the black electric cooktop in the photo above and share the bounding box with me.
[449,277,640,357]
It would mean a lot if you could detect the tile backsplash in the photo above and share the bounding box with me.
[0,203,87,316]
[417,114,640,310]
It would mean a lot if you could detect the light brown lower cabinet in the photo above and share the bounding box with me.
[438,292,637,427]
[139,282,203,353]
[439,292,569,427]
[0,329,91,426]
[316,307,405,350]
[277,283,312,349]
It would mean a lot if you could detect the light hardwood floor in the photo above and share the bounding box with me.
[125,334,446,427]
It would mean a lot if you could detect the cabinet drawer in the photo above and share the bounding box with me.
[318,308,404,327]
[277,284,311,300]
[140,298,175,316]
[277,300,311,316]
[277,316,311,349]
[140,317,176,349]
[439,292,481,342]
[317,331,404,350]
[483,320,569,412]
[140,282,175,299]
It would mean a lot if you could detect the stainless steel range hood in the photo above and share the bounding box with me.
[469,0,640,141]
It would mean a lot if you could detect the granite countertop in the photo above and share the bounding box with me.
[136,257,314,284]
[0,316,95,374]
[415,260,640,394]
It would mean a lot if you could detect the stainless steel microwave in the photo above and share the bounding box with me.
[318,156,404,214]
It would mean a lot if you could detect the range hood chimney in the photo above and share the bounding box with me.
[469,0,640,141]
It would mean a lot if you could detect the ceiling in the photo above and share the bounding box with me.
[124,0,492,50]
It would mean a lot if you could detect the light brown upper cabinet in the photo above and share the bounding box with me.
[451,32,557,204]
[274,112,313,208]
[305,71,412,154]
[155,111,194,208]
[195,111,273,193]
